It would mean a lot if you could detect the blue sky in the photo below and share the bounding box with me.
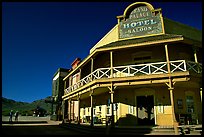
[2,2,202,103]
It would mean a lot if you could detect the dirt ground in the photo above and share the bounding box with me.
[1,115,83,135]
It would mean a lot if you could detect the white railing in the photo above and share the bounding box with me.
[64,60,202,94]
[186,61,202,74]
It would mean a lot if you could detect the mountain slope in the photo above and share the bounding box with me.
[2,96,53,116]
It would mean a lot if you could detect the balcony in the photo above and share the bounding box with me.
[64,60,202,95]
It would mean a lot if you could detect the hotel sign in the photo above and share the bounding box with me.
[119,4,164,39]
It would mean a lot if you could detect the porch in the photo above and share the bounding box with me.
[64,60,202,95]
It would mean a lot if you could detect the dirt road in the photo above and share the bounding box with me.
[2,116,83,135]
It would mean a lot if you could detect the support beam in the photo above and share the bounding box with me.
[108,83,115,127]
[77,94,81,124]
[91,58,94,80]
[68,99,71,123]
[64,80,67,93]
[200,88,202,102]
[90,90,94,127]
[165,44,179,135]
[62,100,65,120]
[193,46,201,73]
[110,51,113,78]
[72,101,75,122]
[193,46,198,63]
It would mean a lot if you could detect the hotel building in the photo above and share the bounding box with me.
[61,2,202,128]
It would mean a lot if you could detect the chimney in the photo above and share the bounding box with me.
[71,58,81,69]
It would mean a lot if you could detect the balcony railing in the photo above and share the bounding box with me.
[65,60,202,95]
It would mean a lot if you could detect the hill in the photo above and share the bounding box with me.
[2,96,54,116]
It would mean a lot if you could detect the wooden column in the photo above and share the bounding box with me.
[90,90,94,126]
[193,46,198,63]
[72,101,75,122]
[165,44,178,135]
[62,100,65,120]
[77,94,81,124]
[64,81,66,95]
[108,83,114,127]
[68,99,71,123]
[79,68,81,79]
[110,51,113,78]
[200,88,202,102]
[91,58,94,80]
[193,46,201,73]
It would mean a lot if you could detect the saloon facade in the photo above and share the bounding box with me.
[61,2,202,127]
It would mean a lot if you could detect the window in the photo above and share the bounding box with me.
[93,106,96,115]
[158,103,164,113]
[107,106,110,115]
[83,106,86,115]
[128,105,134,114]
[186,96,194,113]
[99,105,102,112]
[107,98,110,115]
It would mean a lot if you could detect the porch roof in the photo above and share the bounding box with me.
[97,34,183,50]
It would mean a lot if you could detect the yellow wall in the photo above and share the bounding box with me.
[77,83,202,126]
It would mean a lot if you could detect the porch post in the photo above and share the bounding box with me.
[72,101,75,122]
[108,83,115,127]
[110,51,113,78]
[193,46,198,63]
[200,88,202,102]
[68,99,71,123]
[62,100,65,120]
[64,80,67,92]
[165,44,179,135]
[79,68,81,81]
[193,46,201,73]
[77,94,81,124]
[90,90,94,126]
[91,58,94,80]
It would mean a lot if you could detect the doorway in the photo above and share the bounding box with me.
[137,95,155,125]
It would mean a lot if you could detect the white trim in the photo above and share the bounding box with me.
[53,72,59,80]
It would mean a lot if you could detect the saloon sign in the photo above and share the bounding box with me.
[119,3,164,39]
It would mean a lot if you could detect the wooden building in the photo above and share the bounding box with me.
[51,68,69,120]
[61,2,202,129]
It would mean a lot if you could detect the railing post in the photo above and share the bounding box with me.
[149,64,151,74]
[128,66,130,76]
[183,60,187,71]
[97,69,99,79]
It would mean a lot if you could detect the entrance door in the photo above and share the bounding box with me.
[137,95,154,125]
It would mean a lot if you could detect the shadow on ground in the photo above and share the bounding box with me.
[2,125,83,135]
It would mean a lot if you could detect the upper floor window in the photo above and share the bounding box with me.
[70,72,80,87]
